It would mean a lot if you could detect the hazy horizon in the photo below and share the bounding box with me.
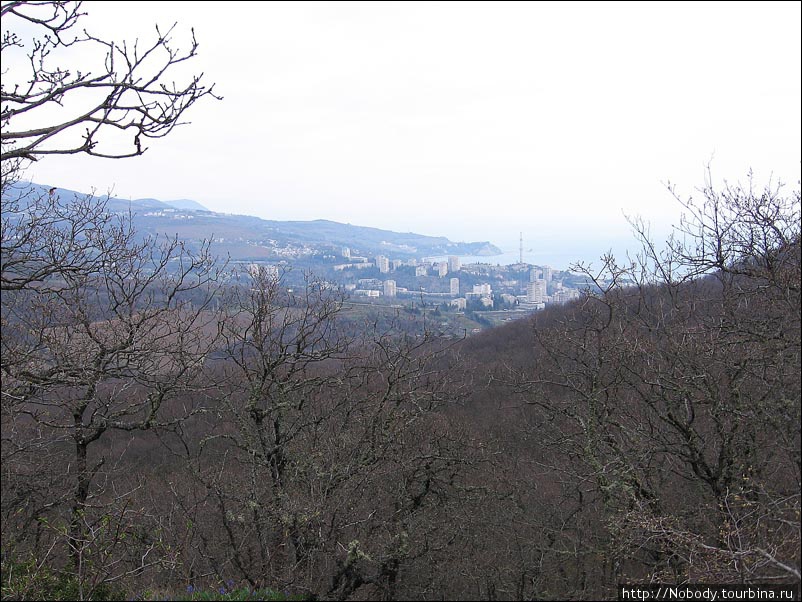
[17,1,801,262]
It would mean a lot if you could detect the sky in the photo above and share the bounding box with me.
[10,1,802,266]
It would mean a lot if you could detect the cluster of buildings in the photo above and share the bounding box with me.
[243,246,584,325]
[142,208,195,220]
[334,249,461,276]
[334,247,581,311]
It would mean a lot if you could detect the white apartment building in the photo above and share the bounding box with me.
[450,277,460,296]
[472,283,492,297]
[527,280,547,303]
[450,298,467,310]
[375,255,390,273]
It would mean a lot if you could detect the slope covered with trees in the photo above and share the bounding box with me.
[455,175,801,596]
[4,166,798,601]
[1,1,799,600]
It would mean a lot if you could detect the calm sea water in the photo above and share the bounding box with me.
[426,244,629,271]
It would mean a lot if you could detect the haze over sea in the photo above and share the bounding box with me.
[429,236,636,271]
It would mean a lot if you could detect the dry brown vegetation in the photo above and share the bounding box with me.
[2,3,799,598]
[3,173,798,600]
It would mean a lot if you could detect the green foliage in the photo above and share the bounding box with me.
[1,555,126,601]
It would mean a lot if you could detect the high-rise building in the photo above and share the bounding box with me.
[341,247,351,259]
[448,256,461,273]
[450,277,460,296]
[527,279,547,303]
[383,279,397,298]
[375,255,390,273]
[436,261,448,277]
[415,265,428,277]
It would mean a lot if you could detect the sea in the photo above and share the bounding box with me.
[426,245,627,271]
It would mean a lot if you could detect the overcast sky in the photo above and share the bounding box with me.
[18,1,802,265]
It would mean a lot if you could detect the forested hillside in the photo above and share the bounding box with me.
[456,178,801,595]
[3,172,799,600]
[2,2,798,599]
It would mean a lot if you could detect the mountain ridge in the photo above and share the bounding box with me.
[3,182,502,260]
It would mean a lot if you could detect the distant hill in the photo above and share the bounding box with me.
[3,182,172,212]
[2,182,502,260]
[162,199,209,211]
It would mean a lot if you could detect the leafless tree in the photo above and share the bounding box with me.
[505,171,800,592]
[1,2,219,598]
[157,268,476,599]
[1,0,219,169]
[1,201,223,597]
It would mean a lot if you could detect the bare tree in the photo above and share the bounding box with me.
[1,2,219,598]
[1,185,140,291]
[1,202,223,597]
[156,268,476,599]
[1,0,219,168]
[505,172,800,591]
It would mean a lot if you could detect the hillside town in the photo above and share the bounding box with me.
[243,247,585,328]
